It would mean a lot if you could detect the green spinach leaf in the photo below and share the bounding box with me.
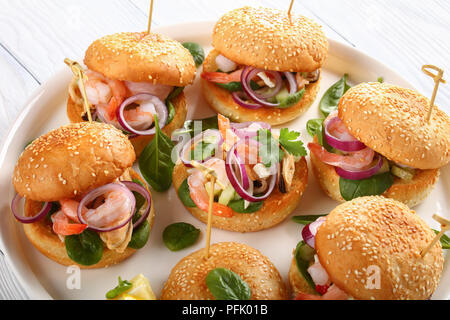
[139,116,175,192]
[174,116,219,139]
[128,220,151,249]
[182,42,205,67]
[106,277,132,299]
[216,80,260,92]
[163,222,200,251]
[292,214,327,225]
[167,87,184,101]
[177,178,196,207]
[166,100,175,124]
[206,268,251,300]
[228,199,263,213]
[319,74,351,117]
[339,172,394,201]
[306,119,324,145]
[294,241,317,291]
[65,229,103,266]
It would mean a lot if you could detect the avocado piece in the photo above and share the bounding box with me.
[218,185,236,206]
[275,88,305,108]
[391,165,415,181]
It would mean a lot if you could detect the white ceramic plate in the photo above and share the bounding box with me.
[0,21,448,300]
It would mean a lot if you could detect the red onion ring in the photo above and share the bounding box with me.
[324,116,366,152]
[302,217,327,249]
[11,194,51,224]
[335,154,383,180]
[117,93,168,136]
[284,72,298,94]
[232,145,250,190]
[230,121,271,138]
[231,91,263,109]
[121,181,152,229]
[77,183,136,233]
[180,129,222,167]
[251,70,283,99]
[241,67,281,107]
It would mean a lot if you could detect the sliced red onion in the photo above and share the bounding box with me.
[230,121,271,138]
[225,140,276,202]
[284,72,298,94]
[121,181,152,229]
[324,116,366,152]
[11,194,51,224]
[231,91,263,109]
[180,129,222,168]
[253,70,283,99]
[233,146,250,190]
[241,67,281,107]
[117,93,167,136]
[78,183,135,233]
[335,154,383,180]
[302,217,327,249]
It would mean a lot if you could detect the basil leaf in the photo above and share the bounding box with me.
[319,74,351,117]
[106,277,132,299]
[139,116,175,192]
[339,172,394,201]
[65,229,103,266]
[128,220,150,249]
[177,178,196,207]
[228,199,263,213]
[257,129,284,167]
[182,42,205,67]
[292,214,327,225]
[206,268,251,300]
[163,222,200,251]
[306,118,324,144]
[294,241,317,291]
[433,229,450,249]
[276,87,305,109]
[278,128,307,157]
[175,116,219,139]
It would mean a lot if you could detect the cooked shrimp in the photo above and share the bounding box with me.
[188,158,233,218]
[324,111,357,141]
[60,199,85,223]
[308,142,375,171]
[295,284,349,300]
[51,211,87,236]
[201,69,243,83]
[295,72,310,90]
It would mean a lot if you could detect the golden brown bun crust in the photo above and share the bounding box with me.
[84,32,196,86]
[338,82,450,169]
[315,196,443,300]
[22,169,155,269]
[288,257,317,296]
[310,143,440,208]
[212,7,328,72]
[13,122,135,202]
[161,242,288,300]
[172,157,308,232]
[67,91,187,157]
[201,50,320,125]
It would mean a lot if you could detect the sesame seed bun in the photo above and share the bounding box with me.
[22,169,155,269]
[160,242,288,300]
[338,82,450,169]
[84,32,196,86]
[66,90,187,157]
[12,122,135,202]
[201,50,320,125]
[212,7,328,72]
[172,157,308,233]
[315,196,443,300]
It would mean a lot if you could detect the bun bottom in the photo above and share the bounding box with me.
[67,90,187,157]
[201,50,320,126]
[310,148,440,208]
[161,242,288,300]
[288,257,318,297]
[22,169,155,269]
[172,158,308,232]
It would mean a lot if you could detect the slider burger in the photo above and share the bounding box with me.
[161,242,288,300]
[11,122,154,268]
[308,82,450,207]
[67,32,196,156]
[172,114,308,232]
[201,6,328,125]
[289,196,444,300]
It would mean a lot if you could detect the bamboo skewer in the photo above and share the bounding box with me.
[64,58,92,123]
[288,0,295,16]
[147,0,154,34]
[421,65,446,122]
[421,214,450,257]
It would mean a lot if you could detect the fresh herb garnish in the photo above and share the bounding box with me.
[182,42,205,67]
[433,229,450,249]
[105,277,132,299]
[65,229,103,266]
[292,214,327,225]
[278,128,307,157]
[319,74,351,117]
[173,116,219,139]
[339,172,394,201]
[228,198,263,213]
[377,77,384,83]
[306,118,324,145]
[139,116,175,192]
[163,222,200,251]
[206,268,251,300]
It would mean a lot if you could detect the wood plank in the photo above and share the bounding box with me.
[302,0,450,111]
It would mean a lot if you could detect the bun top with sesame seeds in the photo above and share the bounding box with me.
[161,242,288,300]
[13,122,135,202]
[212,6,328,72]
[315,196,443,300]
[338,82,450,169]
[84,32,196,86]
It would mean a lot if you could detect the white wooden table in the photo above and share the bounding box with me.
[0,0,449,299]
